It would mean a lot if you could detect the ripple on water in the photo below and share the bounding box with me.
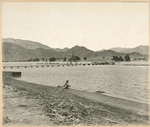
[15,65,149,104]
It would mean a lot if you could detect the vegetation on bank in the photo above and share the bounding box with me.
[24,54,131,63]
[20,55,84,63]
[112,55,131,62]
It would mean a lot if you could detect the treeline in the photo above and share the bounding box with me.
[112,55,130,62]
[27,56,87,62]
[28,58,40,61]
[26,55,130,62]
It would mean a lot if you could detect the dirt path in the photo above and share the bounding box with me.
[3,85,53,126]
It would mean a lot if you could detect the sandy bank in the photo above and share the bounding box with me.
[3,85,54,126]
[68,89,149,116]
[3,77,149,126]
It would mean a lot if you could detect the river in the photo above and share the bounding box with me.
[3,64,149,104]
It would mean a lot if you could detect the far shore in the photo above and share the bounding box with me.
[2,77,149,126]
[2,60,149,65]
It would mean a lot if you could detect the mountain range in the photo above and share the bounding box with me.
[2,38,70,52]
[2,38,149,62]
[109,45,149,55]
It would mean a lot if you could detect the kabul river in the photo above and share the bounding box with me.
[3,64,149,104]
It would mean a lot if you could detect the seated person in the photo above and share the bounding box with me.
[63,80,71,89]
[54,80,71,93]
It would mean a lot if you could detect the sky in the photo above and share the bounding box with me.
[2,2,149,51]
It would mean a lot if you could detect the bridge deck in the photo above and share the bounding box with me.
[2,63,110,69]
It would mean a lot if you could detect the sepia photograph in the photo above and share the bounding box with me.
[2,1,149,126]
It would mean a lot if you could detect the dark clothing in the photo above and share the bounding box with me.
[64,83,71,89]
[63,81,71,89]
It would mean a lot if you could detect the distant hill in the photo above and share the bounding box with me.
[95,50,125,57]
[97,50,148,58]
[2,38,51,50]
[109,47,129,53]
[64,45,95,58]
[109,45,149,55]
[2,42,65,61]
[2,38,70,52]
[127,52,147,59]
[54,47,70,52]
[123,45,149,55]
[96,49,105,52]
[64,46,147,59]
[2,42,38,61]
[2,38,148,62]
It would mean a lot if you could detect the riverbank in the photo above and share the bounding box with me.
[3,84,54,126]
[3,77,149,126]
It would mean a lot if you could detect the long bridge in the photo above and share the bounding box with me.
[2,62,111,70]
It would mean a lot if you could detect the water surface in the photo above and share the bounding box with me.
[4,65,149,104]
